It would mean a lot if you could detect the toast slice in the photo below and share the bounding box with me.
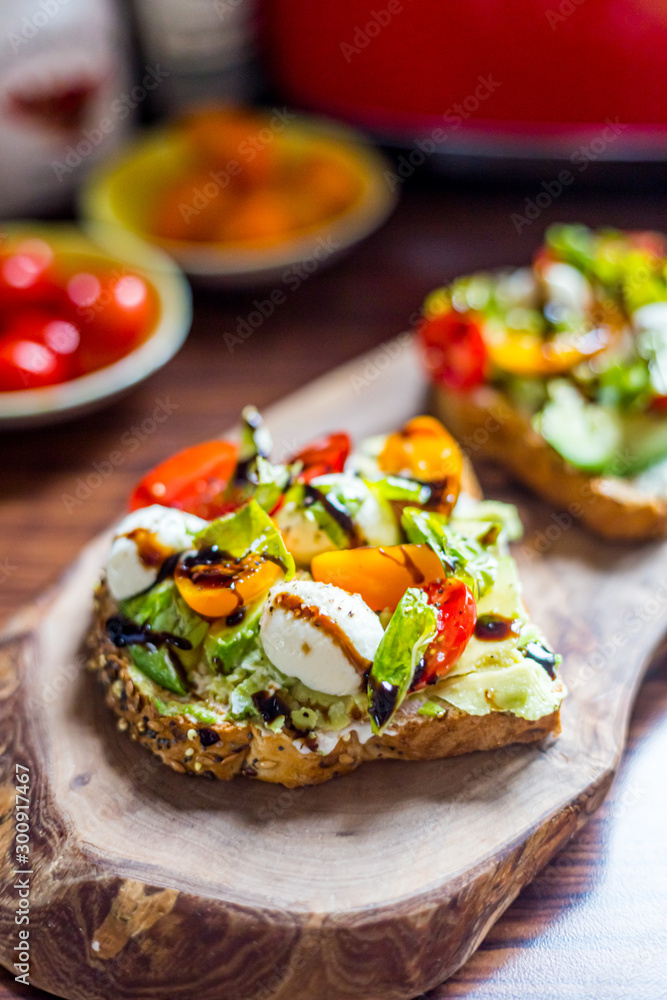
[88,579,561,787]
[433,383,667,541]
[87,416,563,787]
[420,224,667,541]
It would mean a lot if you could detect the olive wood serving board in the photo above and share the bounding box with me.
[1,338,666,1000]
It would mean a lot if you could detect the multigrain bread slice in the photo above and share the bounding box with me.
[433,383,667,542]
[88,581,561,787]
[87,455,562,787]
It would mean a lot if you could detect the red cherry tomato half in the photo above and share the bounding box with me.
[130,440,240,519]
[291,432,351,482]
[0,335,70,391]
[650,395,667,413]
[69,271,158,371]
[411,578,477,689]
[419,311,488,391]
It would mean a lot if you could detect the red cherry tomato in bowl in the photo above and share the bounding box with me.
[130,440,240,519]
[68,271,158,370]
[419,311,488,391]
[0,240,66,312]
[411,578,477,689]
[290,432,351,482]
[0,334,71,390]
[4,309,80,358]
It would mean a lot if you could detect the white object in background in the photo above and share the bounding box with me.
[0,0,133,217]
[131,0,257,112]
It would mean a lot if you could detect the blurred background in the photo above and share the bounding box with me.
[3,0,667,609]
[1,5,667,999]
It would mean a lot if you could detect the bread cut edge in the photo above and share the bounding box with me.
[432,383,667,541]
[87,579,561,788]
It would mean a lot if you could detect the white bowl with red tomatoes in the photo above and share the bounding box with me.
[0,222,191,428]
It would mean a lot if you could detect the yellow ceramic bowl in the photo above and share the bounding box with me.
[0,222,191,428]
[80,114,398,287]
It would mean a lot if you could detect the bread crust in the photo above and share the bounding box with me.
[88,579,561,788]
[433,383,667,541]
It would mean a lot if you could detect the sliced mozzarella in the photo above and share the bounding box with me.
[106,504,207,601]
[633,301,667,332]
[345,433,387,479]
[540,262,593,313]
[260,579,384,696]
[275,473,399,567]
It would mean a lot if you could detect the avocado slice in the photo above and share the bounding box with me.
[203,598,264,675]
[536,380,667,476]
[121,580,209,673]
[536,382,622,475]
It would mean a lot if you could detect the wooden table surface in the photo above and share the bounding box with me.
[1,177,666,999]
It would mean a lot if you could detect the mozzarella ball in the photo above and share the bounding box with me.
[260,579,384,696]
[107,504,207,601]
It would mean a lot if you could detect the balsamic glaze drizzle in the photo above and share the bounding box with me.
[252,691,291,725]
[523,641,559,679]
[303,483,359,543]
[105,615,193,651]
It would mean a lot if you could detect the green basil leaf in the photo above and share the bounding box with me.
[401,506,498,599]
[194,499,295,577]
[367,588,437,733]
[366,475,432,505]
[128,644,187,696]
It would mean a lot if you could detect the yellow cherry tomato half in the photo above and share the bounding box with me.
[175,550,282,618]
[485,324,615,377]
[311,543,446,613]
[378,415,463,513]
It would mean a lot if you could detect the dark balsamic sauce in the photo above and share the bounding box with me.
[474,614,521,642]
[198,727,221,747]
[105,615,193,651]
[303,483,360,544]
[419,476,458,513]
[523,641,558,679]
[252,691,291,725]
[368,677,398,730]
[225,606,246,627]
[378,545,426,584]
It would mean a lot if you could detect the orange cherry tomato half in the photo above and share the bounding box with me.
[129,440,239,519]
[412,579,476,689]
[291,432,351,483]
[378,415,463,513]
[174,550,282,618]
[311,543,446,613]
[420,311,488,391]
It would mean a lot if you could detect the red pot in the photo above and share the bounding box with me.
[262,0,667,159]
